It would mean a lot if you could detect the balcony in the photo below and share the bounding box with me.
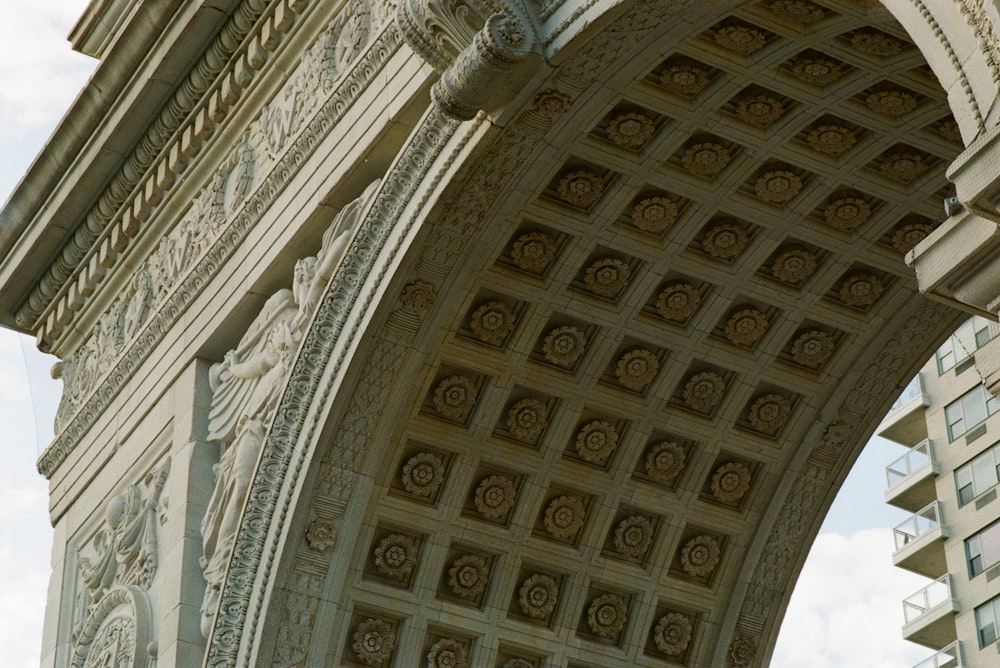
[902,575,958,649]
[878,374,929,446]
[885,439,939,512]
[912,641,964,668]
[893,502,948,578]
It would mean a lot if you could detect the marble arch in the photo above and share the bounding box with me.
[8,1,1000,667]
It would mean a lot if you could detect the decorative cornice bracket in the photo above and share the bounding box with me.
[397,0,543,120]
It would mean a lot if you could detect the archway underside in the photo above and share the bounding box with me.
[261,2,969,666]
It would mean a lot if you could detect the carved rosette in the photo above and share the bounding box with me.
[730,635,756,666]
[613,515,654,558]
[401,280,438,314]
[401,452,446,499]
[660,64,710,96]
[680,535,721,577]
[682,142,731,176]
[824,196,871,231]
[374,534,418,580]
[575,421,619,462]
[703,222,749,259]
[714,25,767,55]
[938,119,962,143]
[587,593,628,638]
[711,462,752,503]
[427,638,468,668]
[771,248,818,284]
[839,274,884,307]
[892,221,933,253]
[851,31,903,56]
[448,554,489,600]
[543,495,587,539]
[352,618,395,665]
[683,371,726,412]
[866,90,917,116]
[470,300,516,345]
[518,574,559,619]
[791,330,836,367]
[880,152,927,183]
[510,231,557,273]
[584,257,631,297]
[557,169,605,208]
[632,196,678,232]
[305,519,338,552]
[506,398,549,441]
[474,475,517,519]
[657,282,702,321]
[654,612,694,656]
[542,325,586,366]
[615,348,659,390]
[770,0,824,22]
[807,125,856,155]
[749,394,792,434]
[433,375,479,421]
[755,170,801,203]
[607,112,655,148]
[534,89,571,117]
[724,308,769,346]
[734,94,784,127]
[645,441,687,481]
[790,56,843,85]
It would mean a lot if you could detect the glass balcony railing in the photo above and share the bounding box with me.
[903,575,952,624]
[894,502,943,551]
[912,640,963,668]
[889,374,924,414]
[886,439,933,489]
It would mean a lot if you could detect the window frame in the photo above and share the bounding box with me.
[945,385,1000,442]
[966,519,1000,578]
[955,442,1000,507]
[936,317,996,375]
[976,596,1000,647]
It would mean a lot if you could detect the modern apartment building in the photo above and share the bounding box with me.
[880,317,1000,668]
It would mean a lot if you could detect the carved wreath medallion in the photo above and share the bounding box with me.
[711,462,752,503]
[542,325,586,366]
[448,554,489,600]
[518,574,559,619]
[613,515,654,558]
[632,196,678,232]
[506,398,549,441]
[543,495,587,539]
[432,375,478,420]
[427,638,468,668]
[656,282,701,321]
[474,475,517,519]
[748,393,792,434]
[645,441,687,481]
[680,535,721,577]
[683,371,726,412]
[587,593,628,637]
[654,612,693,655]
[510,231,557,273]
[352,618,395,665]
[575,420,618,462]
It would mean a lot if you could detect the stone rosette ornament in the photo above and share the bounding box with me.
[880,152,927,183]
[433,375,478,420]
[851,30,903,56]
[748,393,792,434]
[824,196,871,231]
[645,441,687,481]
[770,0,824,23]
[557,168,605,208]
[427,638,468,668]
[790,56,842,85]
[511,231,557,273]
[839,273,884,308]
[575,420,618,463]
[791,330,835,367]
[703,222,749,259]
[615,348,659,390]
[660,63,710,96]
[607,112,655,148]
[518,573,559,619]
[401,452,445,499]
[470,300,516,345]
[724,308,768,346]
[448,554,489,600]
[683,371,726,412]
[352,618,395,665]
[613,515,654,558]
[401,279,437,314]
[374,534,418,580]
[587,593,628,638]
[584,257,631,298]
[714,25,767,55]
[892,221,933,253]
[680,535,721,577]
[305,519,338,552]
[656,282,702,321]
[711,462,752,503]
[806,124,856,155]
[771,248,818,284]
[474,475,517,519]
[730,634,756,666]
[734,94,784,127]
[542,325,586,366]
[543,495,587,539]
[938,118,961,142]
[755,170,801,203]
[533,89,571,117]
[654,612,693,656]
[632,196,678,232]
[866,90,917,116]
[682,142,731,176]
[506,398,549,441]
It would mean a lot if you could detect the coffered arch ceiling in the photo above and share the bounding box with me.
[235,2,971,666]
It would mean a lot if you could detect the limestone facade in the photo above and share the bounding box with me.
[7,0,1000,666]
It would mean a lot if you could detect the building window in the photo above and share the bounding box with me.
[956,443,1000,506]
[977,596,1000,647]
[967,520,1000,577]
[945,385,1000,441]
[936,317,997,374]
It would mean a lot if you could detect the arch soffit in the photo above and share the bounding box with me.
[210,1,975,666]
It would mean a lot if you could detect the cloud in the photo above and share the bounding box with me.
[772,528,933,668]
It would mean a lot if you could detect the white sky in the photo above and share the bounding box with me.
[0,1,941,666]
